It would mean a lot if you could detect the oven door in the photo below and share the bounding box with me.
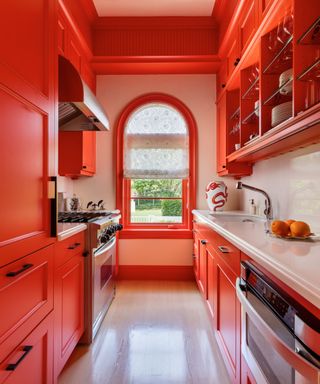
[92,237,116,338]
[236,278,320,384]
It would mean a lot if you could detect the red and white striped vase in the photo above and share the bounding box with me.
[205,181,228,212]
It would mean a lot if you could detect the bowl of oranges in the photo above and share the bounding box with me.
[269,219,315,240]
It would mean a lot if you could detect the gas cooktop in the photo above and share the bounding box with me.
[58,211,113,223]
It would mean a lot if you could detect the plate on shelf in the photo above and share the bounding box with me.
[271,101,292,127]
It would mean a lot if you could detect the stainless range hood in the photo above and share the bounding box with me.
[58,55,110,131]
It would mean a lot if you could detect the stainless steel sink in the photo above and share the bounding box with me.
[208,212,266,223]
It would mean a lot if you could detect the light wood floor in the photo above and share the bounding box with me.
[58,280,230,384]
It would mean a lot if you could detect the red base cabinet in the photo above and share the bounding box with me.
[54,233,85,379]
[0,245,54,384]
[214,263,241,384]
[0,313,54,384]
[193,218,241,384]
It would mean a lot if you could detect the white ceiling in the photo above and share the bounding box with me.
[92,0,216,17]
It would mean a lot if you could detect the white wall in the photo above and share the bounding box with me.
[70,74,238,266]
[239,143,320,233]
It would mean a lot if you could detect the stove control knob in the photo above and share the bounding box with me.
[115,224,123,231]
[106,227,114,235]
[100,233,110,243]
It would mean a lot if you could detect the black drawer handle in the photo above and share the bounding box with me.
[6,264,33,277]
[6,346,33,371]
[82,165,87,169]
[201,240,207,245]
[218,246,231,254]
[68,242,81,250]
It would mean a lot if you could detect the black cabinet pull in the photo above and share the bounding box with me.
[6,264,33,277]
[68,242,81,250]
[82,165,87,169]
[82,251,89,257]
[218,245,231,254]
[222,165,226,168]
[6,346,33,371]
[221,84,226,88]
[201,239,207,245]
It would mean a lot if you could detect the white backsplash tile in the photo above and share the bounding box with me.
[239,143,320,233]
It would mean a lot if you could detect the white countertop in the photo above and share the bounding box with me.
[193,210,320,309]
[57,223,87,241]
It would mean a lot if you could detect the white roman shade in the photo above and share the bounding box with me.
[124,103,189,179]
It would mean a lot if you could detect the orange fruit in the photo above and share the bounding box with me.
[290,221,311,237]
[285,219,295,227]
[271,220,290,237]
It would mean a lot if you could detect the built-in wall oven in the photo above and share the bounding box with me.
[236,262,320,384]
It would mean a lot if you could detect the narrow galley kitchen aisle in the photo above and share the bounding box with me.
[58,281,230,384]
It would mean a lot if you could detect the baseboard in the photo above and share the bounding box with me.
[117,265,194,281]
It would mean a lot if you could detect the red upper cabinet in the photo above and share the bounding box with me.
[57,5,96,93]
[0,0,56,265]
[59,131,96,178]
[216,93,252,177]
[239,0,259,56]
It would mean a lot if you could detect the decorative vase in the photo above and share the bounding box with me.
[205,181,228,211]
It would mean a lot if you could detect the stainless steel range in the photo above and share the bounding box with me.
[58,211,122,344]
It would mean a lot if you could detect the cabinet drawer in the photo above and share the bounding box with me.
[0,312,53,384]
[55,232,85,268]
[0,246,54,357]
[208,232,240,278]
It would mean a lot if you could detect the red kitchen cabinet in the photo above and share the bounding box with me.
[206,245,216,319]
[0,312,54,384]
[58,4,96,93]
[192,218,241,384]
[59,131,96,178]
[216,93,252,177]
[0,0,56,266]
[0,246,54,361]
[54,235,84,378]
[214,261,241,384]
[217,0,320,168]
[199,238,208,299]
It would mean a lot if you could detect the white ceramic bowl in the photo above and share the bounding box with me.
[279,68,293,95]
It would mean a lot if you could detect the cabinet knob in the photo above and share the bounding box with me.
[222,165,226,169]
[221,84,226,88]
[82,165,87,169]
[201,239,207,245]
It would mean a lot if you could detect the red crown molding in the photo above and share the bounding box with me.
[80,0,98,23]
[92,55,220,74]
[94,16,218,30]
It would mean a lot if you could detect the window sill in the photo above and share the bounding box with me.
[119,229,193,239]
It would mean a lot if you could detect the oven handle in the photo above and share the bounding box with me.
[236,278,320,382]
[94,237,116,257]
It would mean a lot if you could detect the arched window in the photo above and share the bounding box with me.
[116,94,196,238]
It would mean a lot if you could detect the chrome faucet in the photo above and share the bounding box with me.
[236,182,273,220]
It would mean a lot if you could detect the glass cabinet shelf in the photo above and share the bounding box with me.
[242,77,259,100]
[263,35,293,75]
[297,17,320,45]
[242,107,259,124]
[297,58,320,81]
[229,107,240,120]
[263,78,293,106]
